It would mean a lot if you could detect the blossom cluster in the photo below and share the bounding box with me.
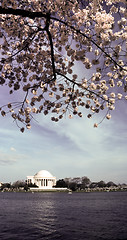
[0,0,126,131]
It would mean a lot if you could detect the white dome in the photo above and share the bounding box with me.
[34,170,54,178]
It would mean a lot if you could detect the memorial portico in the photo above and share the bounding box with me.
[27,170,56,189]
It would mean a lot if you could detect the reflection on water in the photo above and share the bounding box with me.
[0,192,127,240]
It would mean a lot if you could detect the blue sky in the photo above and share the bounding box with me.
[0,86,127,185]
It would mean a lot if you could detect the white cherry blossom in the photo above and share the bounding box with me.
[0,0,126,131]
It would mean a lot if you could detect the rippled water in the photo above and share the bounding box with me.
[0,191,127,240]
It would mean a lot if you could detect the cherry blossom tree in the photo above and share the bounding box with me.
[0,0,127,132]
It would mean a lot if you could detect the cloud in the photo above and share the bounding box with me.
[0,156,17,165]
[0,90,127,184]
[10,147,16,152]
[0,159,16,165]
[0,149,17,165]
[31,119,85,153]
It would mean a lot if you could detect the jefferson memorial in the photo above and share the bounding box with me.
[27,170,56,189]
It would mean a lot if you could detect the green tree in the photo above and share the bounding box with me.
[0,182,11,190]
[12,180,26,188]
[89,182,98,189]
[56,179,68,188]
[27,183,38,188]
[97,180,106,188]
[81,176,91,189]
[106,181,117,187]
[69,182,78,191]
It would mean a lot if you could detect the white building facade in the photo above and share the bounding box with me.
[27,170,56,189]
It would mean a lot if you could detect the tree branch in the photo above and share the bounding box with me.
[6,29,41,62]
[0,6,47,19]
[45,13,56,80]
[51,16,126,72]
[0,7,56,79]
[0,6,126,72]
[56,71,109,102]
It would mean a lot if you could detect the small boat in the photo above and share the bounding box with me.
[68,190,72,194]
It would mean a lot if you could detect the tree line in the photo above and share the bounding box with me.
[0,176,118,192]
[1,176,126,192]
[55,176,118,191]
[0,180,38,191]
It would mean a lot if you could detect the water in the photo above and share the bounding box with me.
[0,191,127,240]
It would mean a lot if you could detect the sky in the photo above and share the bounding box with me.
[0,2,127,185]
[0,84,127,185]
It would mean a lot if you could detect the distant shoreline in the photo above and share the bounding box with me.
[1,187,127,193]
